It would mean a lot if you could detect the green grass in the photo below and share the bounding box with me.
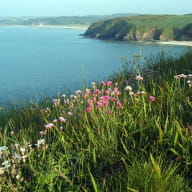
[0,52,192,191]
[85,14,192,41]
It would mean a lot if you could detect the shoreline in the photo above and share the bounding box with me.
[0,24,89,30]
[155,41,192,47]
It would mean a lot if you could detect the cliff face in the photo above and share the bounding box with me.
[84,15,192,41]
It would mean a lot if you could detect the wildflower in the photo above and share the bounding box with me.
[59,126,64,131]
[2,160,11,168]
[36,139,45,146]
[39,131,46,136]
[107,81,113,86]
[105,110,111,115]
[0,167,6,175]
[149,96,155,101]
[10,131,14,136]
[105,89,111,95]
[117,101,122,108]
[100,81,106,86]
[113,90,121,96]
[135,75,143,81]
[111,97,117,101]
[187,74,192,78]
[20,147,26,155]
[174,75,180,79]
[44,123,54,129]
[58,117,67,122]
[103,95,110,100]
[86,107,91,112]
[129,92,134,96]
[124,86,132,91]
[52,99,60,106]
[53,119,57,123]
[67,112,73,116]
[0,146,8,152]
[61,94,66,98]
[75,90,81,95]
[180,73,187,78]
[140,91,146,95]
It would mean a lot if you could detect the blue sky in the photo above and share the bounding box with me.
[0,0,191,16]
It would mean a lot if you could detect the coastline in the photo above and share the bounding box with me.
[155,41,192,47]
[0,24,89,30]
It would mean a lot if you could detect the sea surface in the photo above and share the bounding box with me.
[0,27,190,106]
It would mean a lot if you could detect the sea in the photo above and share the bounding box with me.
[0,26,190,106]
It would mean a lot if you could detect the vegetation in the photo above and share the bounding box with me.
[84,14,192,41]
[0,13,138,27]
[0,51,192,191]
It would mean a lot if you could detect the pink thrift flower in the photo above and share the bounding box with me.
[107,81,113,86]
[86,107,91,112]
[58,117,67,122]
[103,95,110,100]
[67,112,73,116]
[100,81,106,86]
[59,126,64,131]
[111,97,117,101]
[44,123,54,130]
[117,101,122,108]
[105,110,111,115]
[149,96,155,101]
[75,90,81,95]
[53,119,57,123]
[105,89,111,95]
[40,131,46,136]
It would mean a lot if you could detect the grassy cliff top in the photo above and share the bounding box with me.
[85,14,192,41]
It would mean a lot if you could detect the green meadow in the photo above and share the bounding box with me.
[0,51,192,191]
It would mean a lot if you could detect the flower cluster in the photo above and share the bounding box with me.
[174,73,192,87]
[0,138,47,179]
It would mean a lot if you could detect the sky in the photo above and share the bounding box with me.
[0,0,191,17]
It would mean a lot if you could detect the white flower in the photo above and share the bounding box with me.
[135,75,143,81]
[0,146,8,152]
[2,160,11,168]
[124,86,132,91]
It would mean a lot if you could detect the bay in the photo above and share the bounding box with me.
[0,27,189,106]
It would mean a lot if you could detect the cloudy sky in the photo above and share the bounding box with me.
[0,0,191,16]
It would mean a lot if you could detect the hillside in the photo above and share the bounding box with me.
[84,15,192,41]
[0,13,138,27]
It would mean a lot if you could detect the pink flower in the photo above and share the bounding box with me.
[75,90,81,95]
[58,117,67,122]
[86,107,91,112]
[53,119,57,123]
[44,123,54,130]
[149,96,155,101]
[107,81,113,86]
[111,97,117,101]
[117,101,122,108]
[67,112,73,116]
[40,131,46,136]
[105,89,111,95]
[105,110,111,115]
[100,81,106,86]
[103,95,110,100]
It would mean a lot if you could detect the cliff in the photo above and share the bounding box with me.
[84,15,192,41]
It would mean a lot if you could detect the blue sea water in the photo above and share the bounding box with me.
[0,27,189,106]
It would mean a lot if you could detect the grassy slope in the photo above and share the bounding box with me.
[85,15,192,41]
[0,52,192,191]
